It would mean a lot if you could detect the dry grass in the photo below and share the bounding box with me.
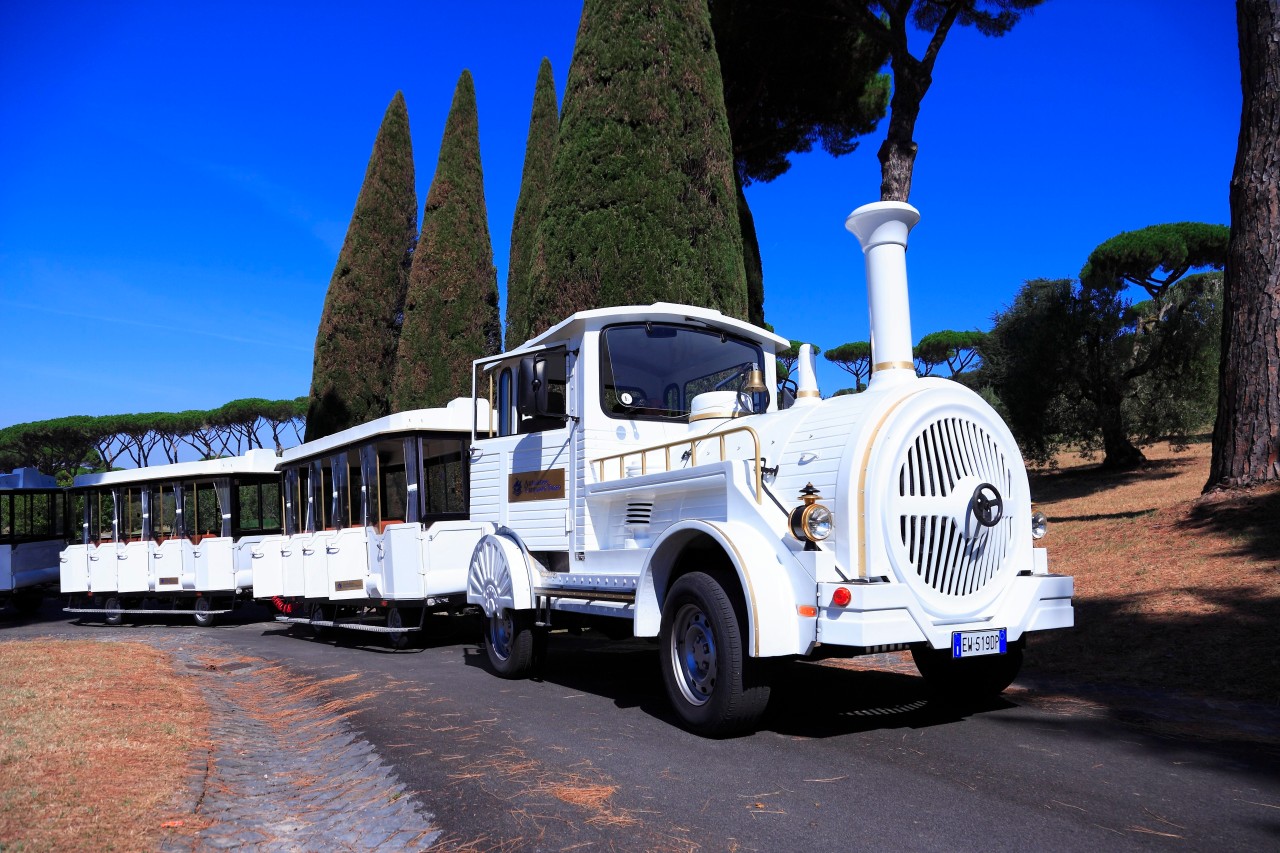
[0,640,208,852]
[1025,438,1280,702]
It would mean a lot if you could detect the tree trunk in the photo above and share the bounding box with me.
[1205,0,1280,491]
[1098,391,1146,471]
[878,59,927,202]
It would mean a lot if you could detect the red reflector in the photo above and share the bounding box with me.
[832,587,852,607]
[381,600,389,607]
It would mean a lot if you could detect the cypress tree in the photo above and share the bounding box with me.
[305,92,417,441]
[392,71,501,410]
[526,0,748,334]
[736,174,765,327]
[505,58,560,348]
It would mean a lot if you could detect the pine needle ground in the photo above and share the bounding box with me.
[0,640,208,852]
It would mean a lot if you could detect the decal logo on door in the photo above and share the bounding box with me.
[508,469,566,502]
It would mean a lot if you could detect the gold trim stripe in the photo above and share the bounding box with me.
[856,390,926,578]
[795,390,820,398]
[872,360,916,373]
[705,521,761,657]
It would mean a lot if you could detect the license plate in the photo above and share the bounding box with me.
[952,628,1006,659]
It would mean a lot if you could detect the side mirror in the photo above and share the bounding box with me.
[517,356,544,417]
[517,351,567,418]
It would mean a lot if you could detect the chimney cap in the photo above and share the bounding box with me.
[845,201,921,251]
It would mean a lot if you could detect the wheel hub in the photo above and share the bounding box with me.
[672,605,716,705]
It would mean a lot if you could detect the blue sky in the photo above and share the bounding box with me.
[0,0,1239,428]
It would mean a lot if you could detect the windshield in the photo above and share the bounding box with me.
[599,323,768,420]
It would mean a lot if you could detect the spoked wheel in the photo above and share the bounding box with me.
[911,641,1024,706]
[659,572,771,737]
[193,597,217,628]
[104,596,124,627]
[309,603,328,639]
[386,605,409,650]
[485,609,537,677]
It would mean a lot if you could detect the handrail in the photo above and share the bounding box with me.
[592,425,763,504]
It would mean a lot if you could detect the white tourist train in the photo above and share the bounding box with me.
[42,200,1073,735]
[60,450,281,625]
[459,201,1073,734]
[1,468,66,613]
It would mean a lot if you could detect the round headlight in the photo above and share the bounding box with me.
[805,504,833,541]
[1031,510,1048,540]
[790,502,833,542]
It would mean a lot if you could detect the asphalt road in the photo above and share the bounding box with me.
[6,603,1279,852]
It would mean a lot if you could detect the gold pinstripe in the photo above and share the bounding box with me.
[856,390,927,577]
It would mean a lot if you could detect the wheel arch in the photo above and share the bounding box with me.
[635,520,802,657]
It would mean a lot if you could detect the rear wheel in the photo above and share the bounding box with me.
[912,642,1024,705]
[659,572,770,736]
[104,596,123,627]
[309,603,328,639]
[386,605,409,650]
[193,597,216,628]
[485,609,536,677]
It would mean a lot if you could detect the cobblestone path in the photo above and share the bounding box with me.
[124,634,443,852]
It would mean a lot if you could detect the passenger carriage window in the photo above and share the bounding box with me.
[88,491,111,542]
[348,462,363,528]
[121,488,144,541]
[192,482,220,537]
[153,485,177,540]
[0,493,10,541]
[235,479,283,534]
[380,465,406,522]
[422,438,467,518]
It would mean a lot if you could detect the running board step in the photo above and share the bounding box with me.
[273,615,417,634]
[533,588,637,603]
[64,607,234,615]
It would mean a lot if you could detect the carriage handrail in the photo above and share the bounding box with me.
[592,425,763,504]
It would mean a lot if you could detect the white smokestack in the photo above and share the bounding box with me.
[793,343,820,406]
[845,201,921,388]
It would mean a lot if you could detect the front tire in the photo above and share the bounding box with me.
[104,596,124,626]
[485,609,536,677]
[659,572,770,736]
[912,642,1024,705]
[193,597,216,628]
[386,605,409,650]
[309,602,329,639]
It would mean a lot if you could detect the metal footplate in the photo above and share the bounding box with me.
[273,615,418,634]
[64,607,234,615]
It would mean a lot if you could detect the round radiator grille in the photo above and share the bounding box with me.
[896,417,1015,598]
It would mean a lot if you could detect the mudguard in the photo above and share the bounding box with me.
[635,519,804,657]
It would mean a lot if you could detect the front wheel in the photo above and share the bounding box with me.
[659,572,770,736]
[485,609,537,677]
[386,605,409,650]
[104,596,124,627]
[912,642,1024,705]
[193,597,216,628]
[309,603,329,639]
